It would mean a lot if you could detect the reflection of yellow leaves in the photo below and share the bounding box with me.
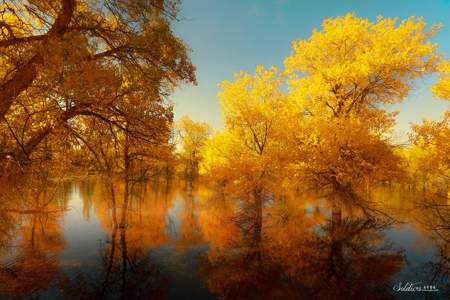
[0,177,64,297]
[93,180,173,250]
[0,254,58,296]
[198,195,239,250]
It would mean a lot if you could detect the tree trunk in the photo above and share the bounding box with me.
[0,0,76,119]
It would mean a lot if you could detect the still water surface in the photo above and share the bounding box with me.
[0,178,448,299]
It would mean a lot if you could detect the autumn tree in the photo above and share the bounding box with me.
[0,0,195,170]
[406,61,450,194]
[176,115,211,181]
[199,66,296,251]
[67,71,175,178]
[283,13,439,196]
[407,113,449,191]
[285,13,438,120]
[200,66,292,198]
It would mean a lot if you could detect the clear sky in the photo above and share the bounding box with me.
[171,0,450,138]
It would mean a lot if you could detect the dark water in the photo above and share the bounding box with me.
[0,178,448,299]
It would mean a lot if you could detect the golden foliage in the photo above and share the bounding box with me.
[200,66,293,195]
[0,0,195,174]
[176,116,211,179]
[285,13,439,119]
[407,111,450,192]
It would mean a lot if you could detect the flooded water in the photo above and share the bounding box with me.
[0,177,448,299]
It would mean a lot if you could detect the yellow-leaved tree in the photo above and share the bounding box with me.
[284,13,439,120]
[176,116,211,180]
[407,60,450,195]
[283,13,440,198]
[0,0,195,171]
[200,65,293,199]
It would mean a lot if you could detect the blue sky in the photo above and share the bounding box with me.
[171,0,450,137]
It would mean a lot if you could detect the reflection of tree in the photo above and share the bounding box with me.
[198,189,240,251]
[201,192,293,300]
[200,191,405,300]
[176,183,204,251]
[79,178,96,221]
[426,243,450,297]
[91,178,174,250]
[418,192,450,244]
[0,175,65,297]
[59,179,168,299]
[297,211,403,299]
[416,191,450,296]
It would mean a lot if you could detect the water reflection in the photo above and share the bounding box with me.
[200,190,405,299]
[0,174,64,297]
[415,190,450,298]
[0,177,448,299]
[59,179,168,299]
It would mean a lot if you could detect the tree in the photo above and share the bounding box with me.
[0,0,195,167]
[407,112,449,191]
[199,66,296,254]
[283,13,438,195]
[406,61,450,194]
[176,116,211,181]
[200,66,292,197]
[405,59,450,194]
[297,118,403,197]
[284,13,439,121]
